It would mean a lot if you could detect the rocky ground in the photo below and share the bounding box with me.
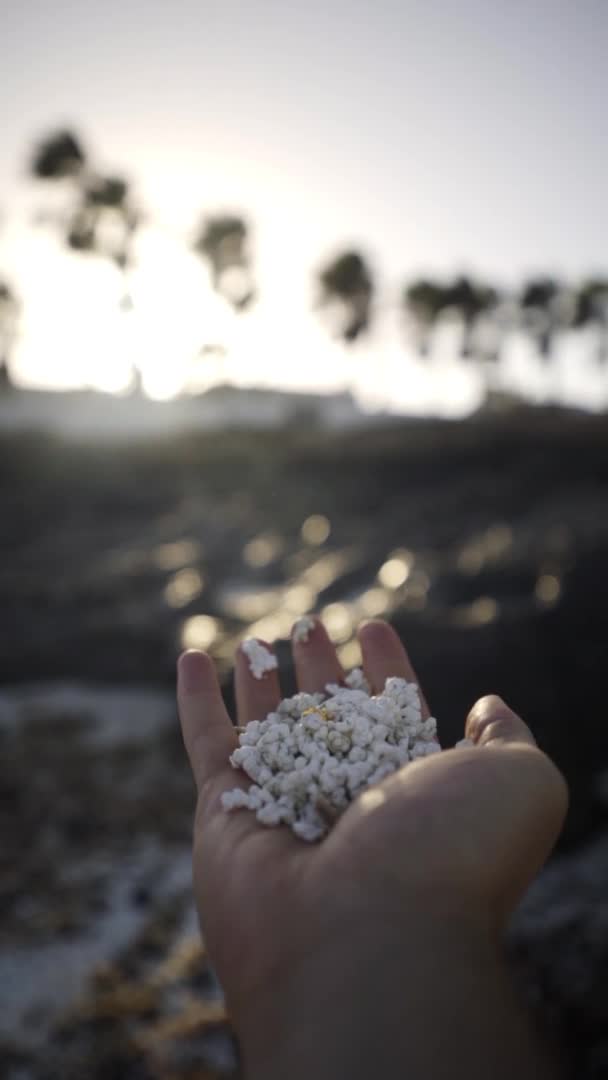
[1,403,608,1077]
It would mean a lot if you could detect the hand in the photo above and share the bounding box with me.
[177,618,568,1079]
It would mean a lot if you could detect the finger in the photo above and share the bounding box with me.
[177,650,237,793]
[465,695,537,748]
[357,619,430,718]
[291,616,345,693]
[180,651,296,862]
[235,638,281,726]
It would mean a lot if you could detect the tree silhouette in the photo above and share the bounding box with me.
[403,276,499,362]
[442,276,499,360]
[29,128,142,388]
[519,277,564,360]
[13,128,608,400]
[317,250,374,342]
[0,281,19,390]
[572,279,608,365]
[403,279,446,357]
[193,214,255,311]
[31,130,86,179]
[30,129,138,273]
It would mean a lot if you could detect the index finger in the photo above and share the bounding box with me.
[177,649,238,795]
[358,620,431,720]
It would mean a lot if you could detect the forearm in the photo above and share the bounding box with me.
[236,912,561,1080]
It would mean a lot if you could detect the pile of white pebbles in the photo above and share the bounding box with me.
[222,639,463,842]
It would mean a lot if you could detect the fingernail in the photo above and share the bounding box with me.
[454,737,475,750]
[178,650,206,693]
[292,615,316,644]
[466,694,513,743]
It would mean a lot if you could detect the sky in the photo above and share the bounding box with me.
[0,0,607,413]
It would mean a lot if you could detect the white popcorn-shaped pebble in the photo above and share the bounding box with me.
[241,638,279,679]
[293,615,316,643]
[223,668,458,842]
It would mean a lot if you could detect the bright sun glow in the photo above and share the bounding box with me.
[3,211,480,415]
[4,213,608,418]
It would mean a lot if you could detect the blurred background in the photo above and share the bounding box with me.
[1,1,608,1077]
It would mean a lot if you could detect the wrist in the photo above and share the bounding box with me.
[235,900,494,1080]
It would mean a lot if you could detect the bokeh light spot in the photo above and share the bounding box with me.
[457,541,484,574]
[378,554,412,589]
[301,514,331,546]
[283,583,316,613]
[484,524,513,558]
[154,539,202,570]
[535,574,561,606]
[321,602,353,643]
[303,551,351,590]
[165,568,204,608]
[358,587,391,616]
[181,615,219,650]
[470,597,498,624]
[337,638,363,670]
[247,613,293,641]
[243,532,284,568]
[219,586,280,620]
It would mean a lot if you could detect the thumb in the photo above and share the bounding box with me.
[465,694,537,749]
[464,694,569,918]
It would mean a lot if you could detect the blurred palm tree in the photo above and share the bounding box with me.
[30,129,139,278]
[518,277,565,360]
[193,214,255,311]
[571,279,608,365]
[15,130,608,396]
[30,129,142,387]
[31,130,86,179]
[402,278,446,357]
[442,276,499,360]
[403,276,500,363]
[317,250,374,342]
[0,281,19,390]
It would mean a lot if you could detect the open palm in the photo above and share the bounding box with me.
[177,617,567,1039]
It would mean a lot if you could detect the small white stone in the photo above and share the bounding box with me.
[345,667,372,693]
[293,615,316,643]
[223,670,448,842]
[241,638,278,679]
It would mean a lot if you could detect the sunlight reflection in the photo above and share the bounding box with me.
[402,570,430,609]
[243,532,284,568]
[470,596,498,623]
[154,540,202,571]
[457,541,485,575]
[484,524,513,558]
[357,587,391,616]
[181,615,219,650]
[535,574,561,606]
[301,515,331,546]
[219,586,281,620]
[283,583,316,613]
[457,525,512,574]
[164,568,204,608]
[246,612,294,642]
[454,596,499,626]
[337,638,363,670]
[359,787,387,814]
[378,550,413,589]
[321,602,353,643]
[302,551,353,590]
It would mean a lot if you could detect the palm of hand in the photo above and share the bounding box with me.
[178,618,567,1022]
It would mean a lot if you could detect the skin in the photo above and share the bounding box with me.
[177,617,568,1079]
